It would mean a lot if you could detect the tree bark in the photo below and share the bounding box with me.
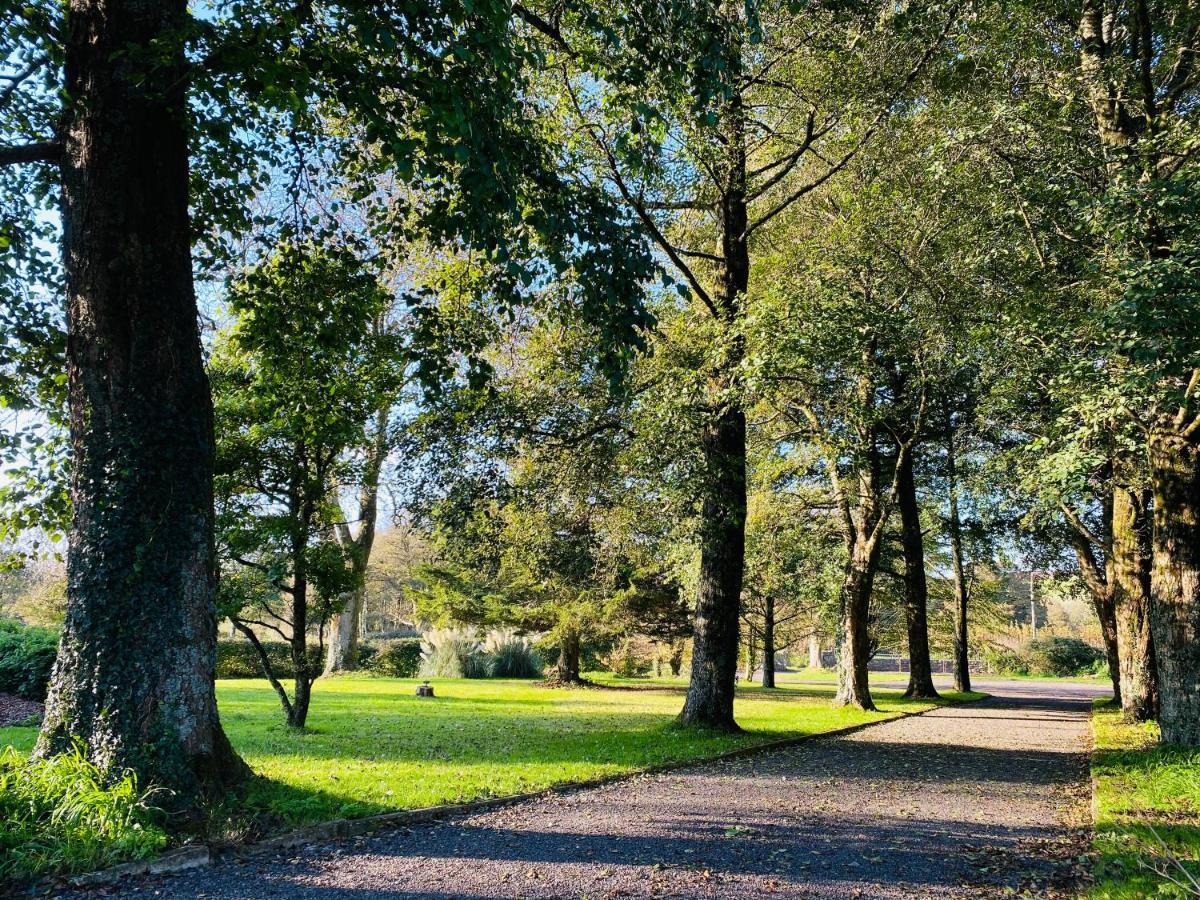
[808,632,822,670]
[1110,486,1158,721]
[1148,431,1200,745]
[896,449,939,699]
[35,0,245,803]
[946,420,970,693]
[834,549,878,710]
[745,623,757,684]
[761,594,776,689]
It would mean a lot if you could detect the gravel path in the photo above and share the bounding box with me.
[70,680,1100,899]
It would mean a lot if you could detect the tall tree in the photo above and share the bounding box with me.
[213,242,400,728]
[5,0,248,801]
[522,0,961,728]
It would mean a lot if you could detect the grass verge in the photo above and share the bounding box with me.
[1,675,982,882]
[1091,700,1200,898]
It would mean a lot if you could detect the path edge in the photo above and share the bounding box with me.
[57,691,988,892]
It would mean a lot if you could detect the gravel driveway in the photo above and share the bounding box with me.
[68,679,1100,899]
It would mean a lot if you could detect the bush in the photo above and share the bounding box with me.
[215,639,324,680]
[483,629,542,678]
[366,639,422,678]
[601,636,656,678]
[984,646,1028,677]
[0,745,168,883]
[0,620,60,701]
[1022,637,1104,676]
[419,627,488,679]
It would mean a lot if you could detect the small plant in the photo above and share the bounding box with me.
[483,629,543,678]
[0,745,168,883]
[419,627,487,679]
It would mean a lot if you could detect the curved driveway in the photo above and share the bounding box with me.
[69,679,1102,899]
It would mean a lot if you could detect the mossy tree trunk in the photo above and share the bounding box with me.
[1149,431,1200,746]
[1110,486,1158,722]
[34,0,245,803]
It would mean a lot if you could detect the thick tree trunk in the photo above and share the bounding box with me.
[808,632,822,670]
[761,595,776,689]
[896,450,939,699]
[1111,486,1158,721]
[1148,432,1200,745]
[555,630,582,683]
[1065,496,1121,706]
[35,0,245,802]
[680,404,747,729]
[834,553,877,710]
[946,423,970,693]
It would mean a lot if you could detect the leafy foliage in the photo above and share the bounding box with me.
[0,745,167,883]
[0,620,58,701]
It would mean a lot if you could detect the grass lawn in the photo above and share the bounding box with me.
[1091,701,1200,898]
[1,675,980,840]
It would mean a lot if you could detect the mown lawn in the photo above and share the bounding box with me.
[1091,701,1200,898]
[1,675,979,837]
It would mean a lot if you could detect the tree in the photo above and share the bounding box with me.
[520,0,962,728]
[13,0,249,801]
[213,241,401,727]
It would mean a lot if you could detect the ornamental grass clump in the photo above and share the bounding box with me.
[483,629,543,678]
[419,627,488,679]
[0,745,168,883]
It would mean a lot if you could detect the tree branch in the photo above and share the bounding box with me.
[0,140,61,166]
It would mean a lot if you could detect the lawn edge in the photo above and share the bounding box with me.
[54,691,987,892]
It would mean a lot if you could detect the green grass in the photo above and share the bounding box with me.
[2,675,980,839]
[1091,701,1200,898]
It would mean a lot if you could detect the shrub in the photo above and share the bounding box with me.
[419,627,487,678]
[483,629,542,678]
[366,639,422,678]
[1022,637,1104,677]
[0,620,60,701]
[0,745,168,883]
[215,640,324,679]
[984,646,1028,677]
[602,636,656,678]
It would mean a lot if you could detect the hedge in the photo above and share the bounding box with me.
[0,620,59,701]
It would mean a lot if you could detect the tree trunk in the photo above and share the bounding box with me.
[35,0,245,803]
[1148,432,1200,745]
[834,552,877,710]
[946,422,970,693]
[555,630,582,683]
[1111,486,1158,722]
[669,642,684,677]
[324,585,364,674]
[745,625,757,684]
[761,595,776,689]
[897,449,939,699]
[325,406,389,675]
[288,530,312,729]
[680,404,747,729]
[680,67,749,731]
[808,632,822,670]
